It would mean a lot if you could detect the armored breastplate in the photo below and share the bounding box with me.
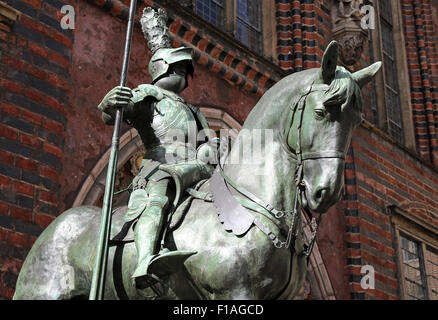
[130,85,202,163]
[150,90,198,147]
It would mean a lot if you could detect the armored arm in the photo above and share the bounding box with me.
[97,84,164,126]
[185,103,220,165]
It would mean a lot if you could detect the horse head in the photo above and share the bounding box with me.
[287,41,382,213]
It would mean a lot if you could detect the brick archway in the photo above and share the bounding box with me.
[72,107,335,300]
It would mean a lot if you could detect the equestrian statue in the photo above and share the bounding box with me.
[13,6,381,300]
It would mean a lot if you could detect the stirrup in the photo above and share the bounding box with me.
[132,254,157,279]
[132,249,197,287]
[149,249,197,276]
[135,272,163,290]
[132,254,161,290]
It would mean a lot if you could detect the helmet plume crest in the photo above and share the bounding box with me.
[140,7,172,54]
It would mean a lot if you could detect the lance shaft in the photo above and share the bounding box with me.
[89,0,137,300]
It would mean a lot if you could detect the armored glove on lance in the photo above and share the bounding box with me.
[97,86,134,125]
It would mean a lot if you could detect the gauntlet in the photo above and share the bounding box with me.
[97,86,134,125]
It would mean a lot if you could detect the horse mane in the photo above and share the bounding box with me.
[240,66,363,132]
[322,66,363,116]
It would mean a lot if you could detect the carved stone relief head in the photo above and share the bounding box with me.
[331,0,371,66]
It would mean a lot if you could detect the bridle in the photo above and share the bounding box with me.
[214,82,346,257]
[287,83,345,256]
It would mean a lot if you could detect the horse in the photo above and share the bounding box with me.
[13,41,381,300]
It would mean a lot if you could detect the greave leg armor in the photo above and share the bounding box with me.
[132,179,169,281]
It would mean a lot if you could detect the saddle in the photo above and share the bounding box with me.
[109,179,209,245]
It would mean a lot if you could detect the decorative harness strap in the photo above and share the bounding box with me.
[212,166,291,248]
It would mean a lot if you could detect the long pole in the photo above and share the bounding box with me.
[89,0,138,300]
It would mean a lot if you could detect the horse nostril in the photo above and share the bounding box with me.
[314,188,327,202]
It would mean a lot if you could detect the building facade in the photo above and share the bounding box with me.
[0,0,437,299]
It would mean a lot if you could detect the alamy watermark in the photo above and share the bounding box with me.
[162,127,275,173]
[58,4,376,32]
[60,5,75,30]
[360,265,375,290]
[360,5,376,30]
[57,4,376,31]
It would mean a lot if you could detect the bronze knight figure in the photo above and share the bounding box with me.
[97,7,217,289]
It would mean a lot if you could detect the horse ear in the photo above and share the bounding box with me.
[318,41,339,84]
[352,62,382,88]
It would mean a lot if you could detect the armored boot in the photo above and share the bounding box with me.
[132,194,167,281]
[132,194,196,289]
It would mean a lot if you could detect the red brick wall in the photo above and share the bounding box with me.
[343,123,438,299]
[433,0,438,33]
[0,0,74,299]
[276,0,330,73]
[401,0,438,166]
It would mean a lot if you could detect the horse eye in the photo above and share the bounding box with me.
[314,108,326,119]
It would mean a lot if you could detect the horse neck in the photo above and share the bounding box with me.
[221,69,317,212]
[223,121,299,213]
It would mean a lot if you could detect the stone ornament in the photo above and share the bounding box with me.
[331,0,370,65]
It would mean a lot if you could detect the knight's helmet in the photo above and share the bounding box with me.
[140,7,194,86]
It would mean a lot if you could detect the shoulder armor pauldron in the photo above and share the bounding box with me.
[131,84,165,103]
